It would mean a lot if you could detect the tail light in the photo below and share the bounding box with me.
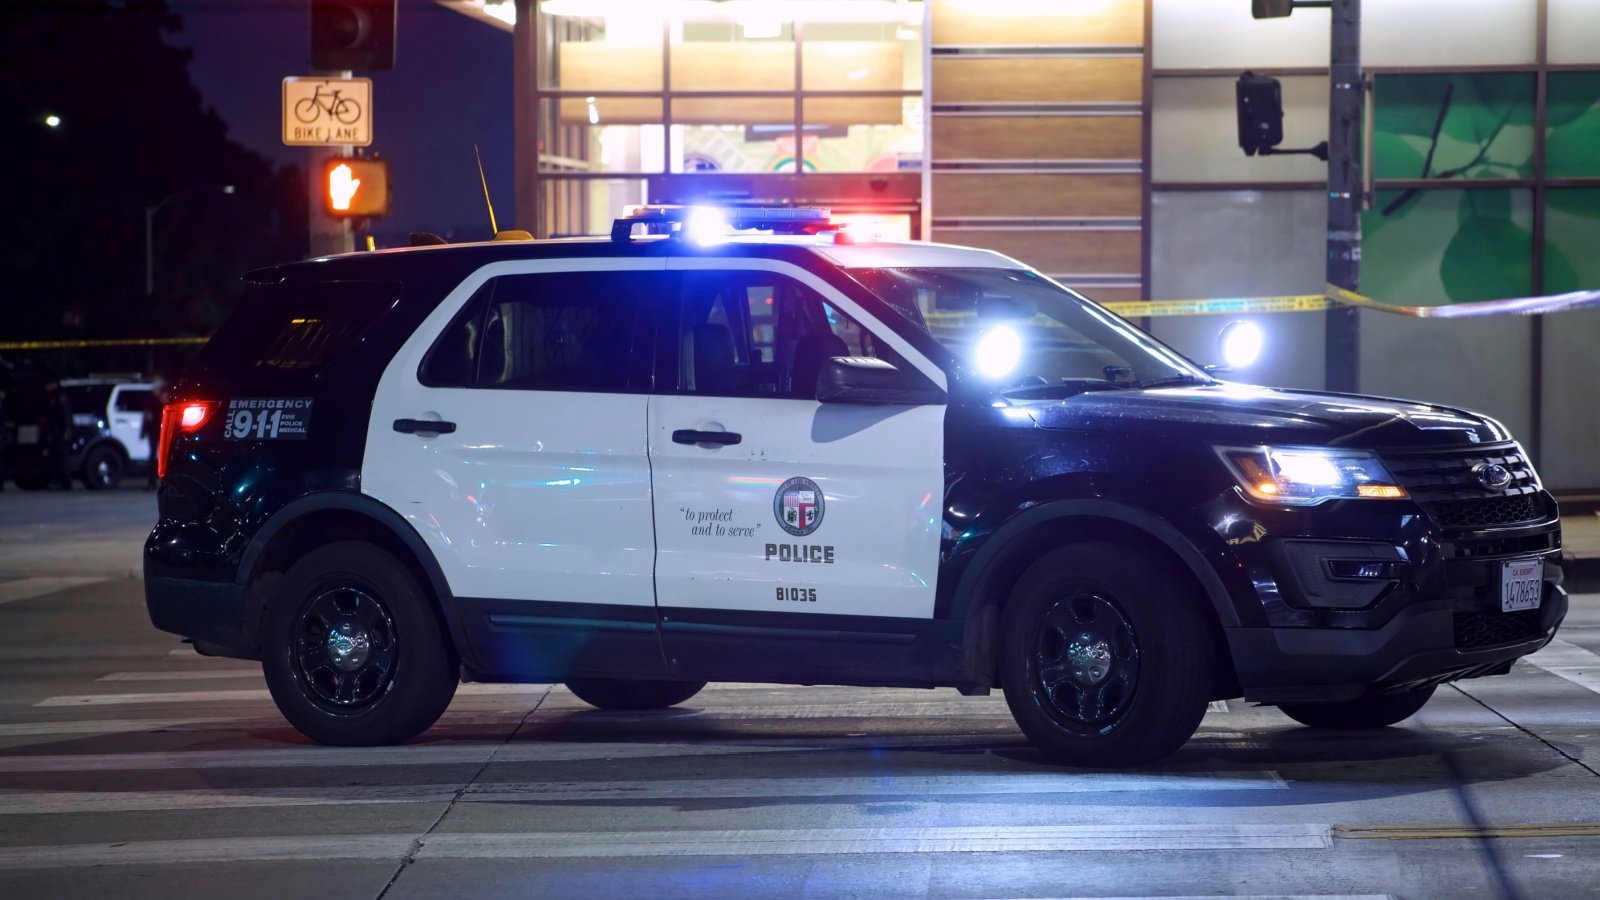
[157,401,217,481]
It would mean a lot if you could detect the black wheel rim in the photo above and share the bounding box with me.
[291,586,397,713]
[1029,593,1140,734]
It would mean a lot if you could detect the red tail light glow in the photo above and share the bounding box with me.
[157,401,217,481]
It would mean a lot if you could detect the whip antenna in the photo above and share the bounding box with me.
[474,144,499,235]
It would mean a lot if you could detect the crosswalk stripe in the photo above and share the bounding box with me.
[0,741,807,772]
[0,772,1285,813]
[1522,638,1600,696]
[0,577,107,605]
[98,670,262,682]
[33,683,555,707]
[0,824,1334,868]
[0,711,528,737]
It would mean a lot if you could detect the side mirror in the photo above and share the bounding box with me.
[817,357,942,405]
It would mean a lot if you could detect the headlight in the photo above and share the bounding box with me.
[1214,445,1408,506]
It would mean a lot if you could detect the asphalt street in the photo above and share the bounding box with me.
[0,488,1598,898]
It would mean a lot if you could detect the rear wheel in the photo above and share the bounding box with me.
[566,678,706,710]
[1278,685,1436,729]
[999,543,1213,768]
[81,445,123,490]
[261,541,458,745]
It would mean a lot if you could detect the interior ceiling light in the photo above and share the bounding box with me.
[539,0,923,25]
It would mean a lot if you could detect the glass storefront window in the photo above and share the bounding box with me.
[802,97,922,172]
[1546,72,1600,179]
[1544,189,1600,294]
[1362,188,1533,304]
[540,8,664,92]
[1372,73,1534,181]
[542,177,647,238]
[538,99,665,174]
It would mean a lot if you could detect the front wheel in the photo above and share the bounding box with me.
[999,543,1214,768]
[262,541,458,745]
[566,678,706,710]
[1278,685,1436,730]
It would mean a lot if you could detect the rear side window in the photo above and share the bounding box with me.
[64,385,113,414]
[114,389,152,413]
[194,280,399,377]
[420,270,651,393]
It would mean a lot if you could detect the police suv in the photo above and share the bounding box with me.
[144,206,1565,767]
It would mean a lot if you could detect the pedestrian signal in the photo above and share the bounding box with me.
[323,157,389,218]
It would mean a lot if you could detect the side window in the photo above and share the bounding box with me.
[420,270,648,393]
[677,271,906,399]
[114,389,151,413]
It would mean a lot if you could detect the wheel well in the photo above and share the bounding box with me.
[965,516,1240,700]
[240,509,445,654]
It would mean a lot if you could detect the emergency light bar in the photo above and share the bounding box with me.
[610,205,836,243]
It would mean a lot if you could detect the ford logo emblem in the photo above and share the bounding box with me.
[1473,463,1513,490]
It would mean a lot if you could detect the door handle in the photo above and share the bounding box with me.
[672,429,741,446]
[393,418,457,435]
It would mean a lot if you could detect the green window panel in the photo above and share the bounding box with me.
[1547,72,1600,179]
[1373,74,1534,181]
[1362,188,1533,304]
[1545,189,1600,293]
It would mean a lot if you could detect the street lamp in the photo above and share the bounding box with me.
[145,184,235,297]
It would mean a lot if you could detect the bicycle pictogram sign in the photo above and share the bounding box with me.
[282,76,372,147]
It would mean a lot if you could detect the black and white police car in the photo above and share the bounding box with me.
[7,376,156,489]
[144,206,1565,766]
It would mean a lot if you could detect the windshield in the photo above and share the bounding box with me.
[848,267,1211,396]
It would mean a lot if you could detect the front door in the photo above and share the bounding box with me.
[110,386,152,462]
[363,261,666,677]
[647,258,947,681]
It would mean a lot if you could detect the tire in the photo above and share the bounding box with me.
[261,541,458,746]
[999,542,1213,768]
[1278,685,1436,730]
[566,678,706,710]
[81,445,123,490]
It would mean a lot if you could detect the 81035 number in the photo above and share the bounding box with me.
[776,587,817,603]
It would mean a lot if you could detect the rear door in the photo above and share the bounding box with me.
[363,260,668,677]
[647,257,947,681]
[109,386,151,462]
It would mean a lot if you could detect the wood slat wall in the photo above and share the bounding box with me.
[928,0,1149,299]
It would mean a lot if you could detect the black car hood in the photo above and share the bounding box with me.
[1019,383,1511,448]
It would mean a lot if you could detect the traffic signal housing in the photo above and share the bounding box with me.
[323,157,389,218]
[311,0,396,71]
[1236,72,1285,156]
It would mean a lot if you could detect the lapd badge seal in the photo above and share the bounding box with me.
[774,477,825,537]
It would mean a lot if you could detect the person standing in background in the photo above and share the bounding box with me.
[0,387,9,492]
[41,380,74,490]
[142,379,165,490]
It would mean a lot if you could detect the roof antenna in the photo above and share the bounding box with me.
[474,143,499,235]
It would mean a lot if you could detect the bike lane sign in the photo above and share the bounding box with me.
[282,76,372,147]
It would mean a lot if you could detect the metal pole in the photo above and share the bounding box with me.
[307,71,355,257]
[144,205,155,296]
[1325,0,1361,393]
[513,0,539,234]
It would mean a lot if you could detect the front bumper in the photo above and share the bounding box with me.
[1199,488,1565,702]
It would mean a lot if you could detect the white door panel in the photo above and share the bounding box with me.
[650,396,943,619]
[362,258,663,608]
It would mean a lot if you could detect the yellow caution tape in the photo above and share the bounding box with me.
[1104,294,1332,319]
[3,285,1596,351]
[0,336,209,351]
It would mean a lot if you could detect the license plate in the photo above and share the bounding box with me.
[1501,558,1543,613]
[15,425,38,445]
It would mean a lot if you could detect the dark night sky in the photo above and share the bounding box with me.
[170,1,515,244]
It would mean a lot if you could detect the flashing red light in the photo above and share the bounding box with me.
[157,401,216,481]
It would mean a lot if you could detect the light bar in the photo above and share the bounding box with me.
[611,205,835,243]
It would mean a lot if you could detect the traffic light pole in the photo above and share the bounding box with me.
[1325,0,1361,393]
[308,70,355,257]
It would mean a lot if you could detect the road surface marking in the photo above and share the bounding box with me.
[0,771,1284,813]
[34,683,554,707]
[99,670,262,682]
[0,710,527,737]
[0,577,106,605]
[1522,638,1600,696]
[0,824,1334,868]
[0,742,806,772]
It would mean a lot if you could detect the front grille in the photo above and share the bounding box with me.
[1429,495,1541,530]
[1453,531,1558,559]
[1383,444,1546,531]
[1454,608,1546,649]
